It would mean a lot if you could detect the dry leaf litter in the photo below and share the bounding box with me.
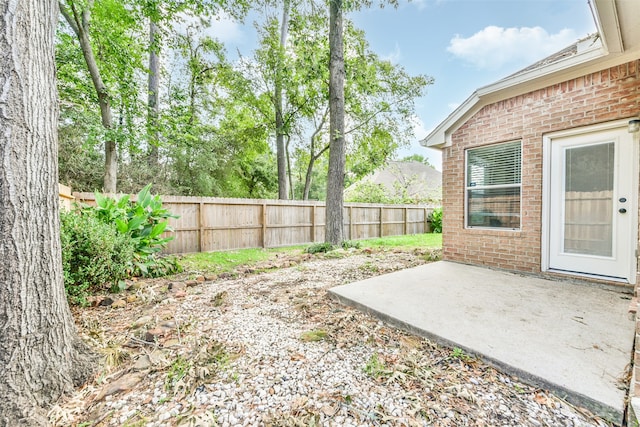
[49,249,614,427]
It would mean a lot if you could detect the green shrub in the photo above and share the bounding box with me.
[138,255,183,278]
[304,242,335,254]
[88,184,178,274]
[341,240,361,250]
[430,207,442,233]
[60,210,135,305]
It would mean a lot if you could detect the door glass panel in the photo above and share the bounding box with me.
[563,142,614,256]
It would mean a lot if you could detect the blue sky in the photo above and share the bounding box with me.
[211,0,597,170]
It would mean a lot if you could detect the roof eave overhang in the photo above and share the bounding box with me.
[421,0,638,150]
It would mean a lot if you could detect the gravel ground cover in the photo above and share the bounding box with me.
[50,249,614,427]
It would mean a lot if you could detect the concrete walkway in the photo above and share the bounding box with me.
[329,261,635,424]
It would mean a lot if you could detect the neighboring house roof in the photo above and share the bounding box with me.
[346,161,442,201]
[421,0,640,149]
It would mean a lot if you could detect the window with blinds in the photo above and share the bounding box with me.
[466,141,522,229]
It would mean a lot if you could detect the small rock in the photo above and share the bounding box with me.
[168,282,186,291]
[163,338,181,348]
[126,295,137,303]
[204,274,218,281]
[96,373,143,400]
[321,405,337,416]
[129,281,147,291]
[174,290,187,298]
[195,275,205,282]
[184,280,198,287]
[133,355,152,371]
[131,315,153,329]
[98,297,114,306]
[111,299,126,309]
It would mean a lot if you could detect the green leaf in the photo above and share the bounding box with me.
[136,184,152,208]
[149,222,167,239]
[127,216,146,232]
[115,218,128,233]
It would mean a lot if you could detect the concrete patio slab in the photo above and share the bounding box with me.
[329,261,635,424]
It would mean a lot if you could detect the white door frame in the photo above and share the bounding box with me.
[542,119,639,284]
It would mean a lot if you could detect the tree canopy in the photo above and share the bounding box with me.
[55,0,432,201]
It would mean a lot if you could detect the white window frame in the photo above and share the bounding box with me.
[465,140,522,230]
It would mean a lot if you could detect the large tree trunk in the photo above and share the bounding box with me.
[275,0,290,199]
[147,18,160,168]
[59,0,117,192]
[0,1,95,425]
[325,0,346,244]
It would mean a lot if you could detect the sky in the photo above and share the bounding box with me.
[209,0,597,170]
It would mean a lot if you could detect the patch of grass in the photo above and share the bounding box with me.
[364,353,391,379]
[300,329,328,342]
[165,355,191,392]
[360,233,442,250]
[341,240,361,250]
[101,339,129,368]
[179,246,304,275]
[359,261,380,273]
[450,347,472,362]
[178,233,441,276]
[304,242,335,254]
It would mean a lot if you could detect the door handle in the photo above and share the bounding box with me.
[619,208,627,213]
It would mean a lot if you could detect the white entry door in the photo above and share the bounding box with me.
[548,126,635,281]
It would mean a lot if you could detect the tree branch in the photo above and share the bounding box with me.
[344,94,414,136]
[58,1,80,37]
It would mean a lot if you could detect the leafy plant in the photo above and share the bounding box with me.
[88,184,179,275]
[304,242,335,254]
[60,210,135,305]
[430,207,443,233]
[165,355,191,392]
[451,347,471,362]
[341,240,361,250]
[363,353,391,379]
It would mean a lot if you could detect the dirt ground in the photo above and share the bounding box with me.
[49,248,614,427]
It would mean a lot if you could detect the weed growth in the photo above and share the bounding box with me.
[300,329,328,342]
[304,242,335,254]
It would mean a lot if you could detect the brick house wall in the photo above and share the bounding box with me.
[441,60,640,283]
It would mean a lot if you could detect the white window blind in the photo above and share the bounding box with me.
[466,141,522,229]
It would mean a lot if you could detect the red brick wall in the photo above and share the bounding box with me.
[442,60,640,279]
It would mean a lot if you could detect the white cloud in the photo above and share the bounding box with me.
[410,115,431,140]
[447,26,577,69]
[382,43,402,64]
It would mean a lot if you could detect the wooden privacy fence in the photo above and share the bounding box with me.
[73,193,436,254]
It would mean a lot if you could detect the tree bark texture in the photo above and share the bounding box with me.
[59,0,117,192]
[147,18,160,168]
[275,0,290,199]
[325,0,346,244]
[0,1,95,425]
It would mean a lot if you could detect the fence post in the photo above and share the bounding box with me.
[424,207,429,233]
[379,206,384,237]
[349,206,353,240]
[262,203,268,248]
[311,204,316,243]
[403,207,407,235]
[198,202,205,252]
